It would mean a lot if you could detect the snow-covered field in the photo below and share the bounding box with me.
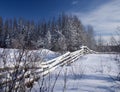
[32,54,120,92]
[0,48,120,92]
[0,48,59,68]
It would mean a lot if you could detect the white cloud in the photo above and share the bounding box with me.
[73,0,120,41]
[72,1,78,5]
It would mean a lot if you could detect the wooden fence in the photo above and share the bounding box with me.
[0,46,97,90]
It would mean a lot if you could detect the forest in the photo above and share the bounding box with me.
[0,14,96,51]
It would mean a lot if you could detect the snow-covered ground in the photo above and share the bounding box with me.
[0,48,120,92]
[0,48,59,68]
[32,54,120,92]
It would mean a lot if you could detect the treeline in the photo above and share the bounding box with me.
[96,45,120,52]
[0,14,96,51]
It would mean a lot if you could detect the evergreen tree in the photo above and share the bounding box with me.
[0,17,3,47]
[0,15,96,51]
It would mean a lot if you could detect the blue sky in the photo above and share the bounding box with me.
[0,0,108,19]
[0,0,120,43]
[72,0,120,41]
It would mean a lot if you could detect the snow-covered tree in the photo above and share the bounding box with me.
[0,15,96,50]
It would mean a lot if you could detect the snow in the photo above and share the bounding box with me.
[32,54,120,92]
[38,49,60,61]
[0,48,59,68]
[0,48,120,92]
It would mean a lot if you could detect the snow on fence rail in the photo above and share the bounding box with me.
[0,46,97,89]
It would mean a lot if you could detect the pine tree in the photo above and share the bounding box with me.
[0,17,3,47]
